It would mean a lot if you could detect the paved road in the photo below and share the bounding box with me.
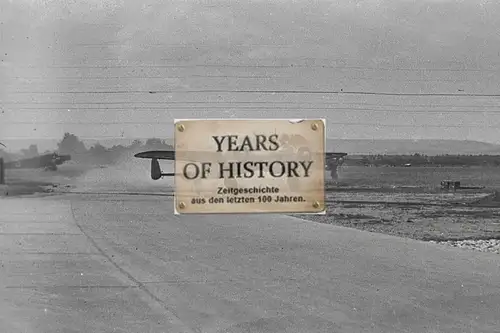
[1,193,500,333]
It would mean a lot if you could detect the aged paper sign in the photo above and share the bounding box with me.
[174,119,325,214]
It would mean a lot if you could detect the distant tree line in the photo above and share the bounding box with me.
[56,133,174,165]
[345,153,500,167]
[0,133,173,165]
[4,135,500,168]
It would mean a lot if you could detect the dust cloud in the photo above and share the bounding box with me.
[72,152,175,194]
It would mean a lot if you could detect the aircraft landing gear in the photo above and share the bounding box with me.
[326,158,342,181]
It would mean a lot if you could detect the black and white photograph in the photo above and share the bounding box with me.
[1,0,500,332]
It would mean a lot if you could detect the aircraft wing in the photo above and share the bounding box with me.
[326,152,348,158]
[134,150,175,160]
[135,150,347,181]
[134,150,347,162]
[134,150,227,162]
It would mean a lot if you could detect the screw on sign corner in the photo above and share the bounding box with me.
[177,124,185,132]
[178,202,186,210]
[311,123,319,131]
[312,201,323,209]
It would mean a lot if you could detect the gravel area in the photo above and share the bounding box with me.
[294,190,500,255]
[429,239,500,254]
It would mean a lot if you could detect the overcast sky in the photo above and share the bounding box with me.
[1,0,500,150]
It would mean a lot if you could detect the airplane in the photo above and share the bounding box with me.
[4,152,71,171]
[134,149,347,182]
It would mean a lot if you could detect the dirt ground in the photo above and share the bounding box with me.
[4,163,500,242]
[1,163,91,197]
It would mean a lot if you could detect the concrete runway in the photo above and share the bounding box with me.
[1,192,500,333]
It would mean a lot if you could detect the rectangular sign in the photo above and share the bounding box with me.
[174,119,325,214]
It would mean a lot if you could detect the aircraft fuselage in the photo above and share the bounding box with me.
[4,153,71,171]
